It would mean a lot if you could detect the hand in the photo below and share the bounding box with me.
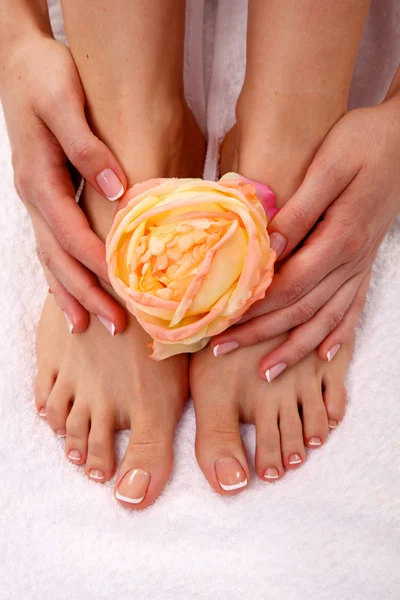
[211,99,400,379]
[1,33,127,333]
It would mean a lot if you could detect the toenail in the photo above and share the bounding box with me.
[215,457,248,491]
[68,449,82,462]
[329,419,338,429]
[308,437,322,447]
[213,341,240,356]
[56,428,66,437]
[115,469,150,504]
[288,453,302,465]
[63,311,74,333]
[264,467,279,480]
[265,362,287,383]
[97,315,116,336]
[327,344,341,362]
[38,407,46,417]
[89,469,105,481]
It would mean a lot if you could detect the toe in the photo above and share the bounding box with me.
[85,406,116,483]
[323,375,347,430]
[35,368,57,418]
[45,378,73,436]
[194,393,249,496]
[279,399,306,470]
[114,415,176,510]
[255,405,284,482]
[300,384,329,449]
[65,402,90,467]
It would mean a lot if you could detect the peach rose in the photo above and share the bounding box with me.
[106,173,278,359]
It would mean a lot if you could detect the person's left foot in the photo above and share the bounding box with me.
[189,335,351,493]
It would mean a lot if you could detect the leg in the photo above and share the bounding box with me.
[191,0,368,493]
[35,0,204,509]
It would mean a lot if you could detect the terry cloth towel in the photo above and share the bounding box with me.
[0,1,399,599]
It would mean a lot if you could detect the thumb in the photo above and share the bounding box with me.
[44,96,127,201]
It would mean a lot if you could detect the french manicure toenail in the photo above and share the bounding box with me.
[63,311,74,333]
[68,450,81,462]
[56,428,66,437]
[327,344,341,362]
[213,342,240,356]
[96,168,124,201]
[329,419,338,429]
[215,457,248,491]
[115,469,150,504]
[265,362,287,383]
[38,407,46,417]
[288,453,302,465]
[308,437,322,447]
[264,467,279,480]
[269,232,287,258]
[89,469,105,481]
[97,316,116,336]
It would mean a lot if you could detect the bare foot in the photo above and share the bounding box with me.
[190,336,351,493]
[35,103,204,509]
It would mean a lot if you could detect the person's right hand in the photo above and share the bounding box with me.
[0,33,127,334]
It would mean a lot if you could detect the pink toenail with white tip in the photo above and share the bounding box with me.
[115,469,150,504]
[215,457,248,491]
[288,453,302,465]
[308,437,322,447]
[89,469,105,481]
[264,467,279,480]
[68,450,82,462]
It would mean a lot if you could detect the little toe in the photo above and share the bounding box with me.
[323,375,347,430]
[255,406,284,482]
[85,406,116,483]
[65,402,90,467]
[301,385,329,449]
[45,378,73,436]
[279,400,306,470]
[194,394,249,496]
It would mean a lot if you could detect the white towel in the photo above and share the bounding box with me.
[1,2,399,599]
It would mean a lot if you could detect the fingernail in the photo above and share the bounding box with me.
[327,343,341,362]
[97,315,116,335]
[264,467,279,480]
[329,419,338,429]
[269,232,287,258]
[115,469,150,504]
[213,341,240,356]
[265,362,287,383]
[96,168,124,201]
[215,457,248,491]
[89,469,105,481]
[63,311,74,333]
[288,453,302,465]
[308,436,322,447]
[68,449,82,462]
[56,428,66,437]
[38,407,46,417]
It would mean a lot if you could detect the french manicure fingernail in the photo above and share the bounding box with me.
[288,453,302,465]
[63,311,74,333]
[265,362,287,383]
[96,168,124,201]
[308,436,322,447]
[213,342,240,356]
[329,419,338,429]
[215,457,248,491]
[327,344,341,362]
[97,316,116,335]
[269,232,287,258]
[68,449,82,462]
[115,469,150,504]
[264,467,279,480]
[38,407,46,417]
[89,469,105,481]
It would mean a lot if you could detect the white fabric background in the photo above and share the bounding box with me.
[1,2,399,599]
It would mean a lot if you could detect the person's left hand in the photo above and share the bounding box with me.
[211,98,400,381]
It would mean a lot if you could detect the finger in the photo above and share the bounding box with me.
[211,263,355,354]
[268,139,360,259]
[258,273,365,381]
[318,270,371,361]
[42,266,90,333]
[29,204,127,333]
[42,93,126,201]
